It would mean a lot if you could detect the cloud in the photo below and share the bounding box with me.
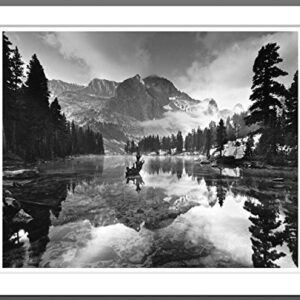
[41,32,151,82]
[139,99,236,135]
[176,32,298,109]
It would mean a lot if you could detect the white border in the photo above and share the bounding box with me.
[0,6,299,295]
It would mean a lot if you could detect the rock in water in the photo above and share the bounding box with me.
[12,209,33,224]
[3,169,39,180]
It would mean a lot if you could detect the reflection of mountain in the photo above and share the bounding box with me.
[48,76,244,153]
[145,157,233,207]
[244,197,286,268]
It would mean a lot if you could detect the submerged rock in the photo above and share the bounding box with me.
[12,209,33,224]
[3,196,21,218]
[3,169,39,180]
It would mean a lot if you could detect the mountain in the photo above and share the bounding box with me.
[233,103,244,114]
[48,79,84,99]
[48,75,243,153]
[80,78,119,98]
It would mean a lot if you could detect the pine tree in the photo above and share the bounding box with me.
[216,119,227,157]
[2,36,105,160]
[24,54,51,159]
[3,33,14,153]
[245,43,287,129]
[285,70,298,144]
[25,54,50,110]
[204,128,212,158]
[11,47,24,90]
[176,131,183,153]
[244,135,254,161]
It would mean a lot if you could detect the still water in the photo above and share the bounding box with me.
[3,155,298,268]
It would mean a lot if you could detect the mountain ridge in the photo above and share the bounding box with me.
[48,75,244,153]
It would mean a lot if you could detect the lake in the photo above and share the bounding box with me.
[3,155,298,268]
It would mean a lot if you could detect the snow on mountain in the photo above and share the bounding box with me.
[48,75,244,153]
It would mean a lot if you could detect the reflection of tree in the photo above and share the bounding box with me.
[147,158,160,175]
[244,197,286,268]
[25,206,51,267]
[4,178,69,267]
[126,175,144,193]
[175,159,183,179]
[216,180,227,207]
[146,158,185,179]
[283,194,298,267]
[184,159,193,177]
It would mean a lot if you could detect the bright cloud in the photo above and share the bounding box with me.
[177,32,298,109]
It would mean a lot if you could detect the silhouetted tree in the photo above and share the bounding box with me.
[204,128,212,158]
[216,119,227,157]
[176,131,183,153]
[2,35,105,161]
[244,135,254,161]
[285,70,298,146]
[245,43,288,162]
[245,43,287,129]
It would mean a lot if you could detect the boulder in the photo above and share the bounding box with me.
[12,209,33,224]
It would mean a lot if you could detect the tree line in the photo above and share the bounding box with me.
[124,111,250,158]
[3,33,104,161]
[125,131,184,155]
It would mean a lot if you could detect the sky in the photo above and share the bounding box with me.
[6,31,298,110]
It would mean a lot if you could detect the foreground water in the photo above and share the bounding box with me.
[3,155,298,268]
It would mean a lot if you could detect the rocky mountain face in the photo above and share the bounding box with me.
[48,79,84,99]
[81,78,119,98]
[48,75,243,153]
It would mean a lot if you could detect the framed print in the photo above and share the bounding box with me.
[0,5,299,296]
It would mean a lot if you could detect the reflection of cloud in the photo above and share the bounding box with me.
[70,223,153,267]
[141,170,217,208]
[176,199,253,266]
[37,156,297,268]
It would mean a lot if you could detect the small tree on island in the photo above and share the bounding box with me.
[216,119,227,157]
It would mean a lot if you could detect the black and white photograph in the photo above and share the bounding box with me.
[2,31,298,268]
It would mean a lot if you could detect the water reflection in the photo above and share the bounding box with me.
[3,178,69,267]
[126,175,144,193]
[244,197,286,268]
[283,193,298,267]
[3,155,297,268]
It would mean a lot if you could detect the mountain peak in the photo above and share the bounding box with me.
[84,78,118,98]
[233,103,244,114]
[132,74,145,85]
